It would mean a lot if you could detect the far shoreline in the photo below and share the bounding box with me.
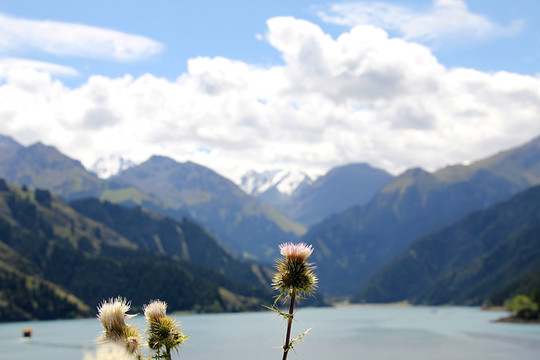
[331,300,411,308]
[493,315,540,324]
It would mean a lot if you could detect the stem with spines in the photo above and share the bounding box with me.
[282,290,296,360]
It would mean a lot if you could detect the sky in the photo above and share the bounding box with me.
[1,0,540,182]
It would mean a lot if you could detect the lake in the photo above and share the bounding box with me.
[0,306,539,360]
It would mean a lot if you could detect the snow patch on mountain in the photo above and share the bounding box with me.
[240,169,315,196]
[91,155,135,179]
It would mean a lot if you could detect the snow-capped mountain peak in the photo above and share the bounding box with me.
[90,155,135,179]
[240,169,315,196]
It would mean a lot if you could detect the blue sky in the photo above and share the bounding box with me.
[1,0,540,181]
[2,0,539,81]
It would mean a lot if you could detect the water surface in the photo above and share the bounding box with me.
[1,306,539,359]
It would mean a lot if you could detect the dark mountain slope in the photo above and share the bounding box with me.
[0,180,274,320]
[0,235,92,322]
[353,185,540,305]
[69,198,273,289]
[489,268,540,306]
[0,266,92,322]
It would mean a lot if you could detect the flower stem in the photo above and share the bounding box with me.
[282,290,296,360]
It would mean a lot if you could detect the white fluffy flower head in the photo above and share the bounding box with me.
[84,343,136,360]
[144,300,168,323]
[97,297,134,333]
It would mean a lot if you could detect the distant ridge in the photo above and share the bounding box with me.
[0,134,23,162]
[0,141,102,199]
[242,163,393,226]
[286,163,394,226]
[111,155,306,261]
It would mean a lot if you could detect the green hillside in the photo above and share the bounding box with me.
[0,267,92,322]
[0,240,92,322]
[0,180,274,321]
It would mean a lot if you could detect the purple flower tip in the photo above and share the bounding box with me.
[279,242,314,261]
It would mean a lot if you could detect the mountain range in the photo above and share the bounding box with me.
[303,135,540,295]
[0,135,394,262]
[1,132,539,313]
[0,137,305,262]
[109,156,304,261]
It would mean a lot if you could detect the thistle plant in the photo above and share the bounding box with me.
[96,297,142,358]
[269,242,318,360]
[144,300,189,360]
[84,343,137,360]
[95,298,187,360]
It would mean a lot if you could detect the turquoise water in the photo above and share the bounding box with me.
[1,306,539,359]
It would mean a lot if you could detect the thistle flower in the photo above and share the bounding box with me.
[144,299,188,360]
[97,297,135,333]
[96,297,141,355]
[273,242,318,298]
[270,242,318,360]
[143,300,167,323]
[148,316,186,351]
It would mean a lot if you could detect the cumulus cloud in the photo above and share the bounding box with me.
[318,0,523,44]
[0,12,163,61]
[1,16,539,182]
[82,108,121,130]
[267,17,442,105]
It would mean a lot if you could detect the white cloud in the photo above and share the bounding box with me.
[267,17,443,105]
[0,12,163,62]
[0,58,79,77]
[318,0,523,44]
[1,16,539,183]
